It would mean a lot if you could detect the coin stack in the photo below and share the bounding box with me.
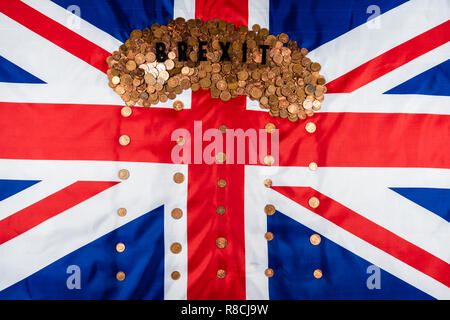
[106,17,326,121]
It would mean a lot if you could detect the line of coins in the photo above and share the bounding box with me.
[106,17,326,121]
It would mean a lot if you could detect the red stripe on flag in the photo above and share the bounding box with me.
[0,102,448,169]
[188,1,249,299]
[0,0,110,73]
[272,186,450,288]
[187,163,247,299]
[326,20,450,93]
[0,181,119,245]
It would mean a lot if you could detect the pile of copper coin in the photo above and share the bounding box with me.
[106,17,326,122]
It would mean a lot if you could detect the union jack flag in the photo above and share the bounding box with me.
[0,0,449,300]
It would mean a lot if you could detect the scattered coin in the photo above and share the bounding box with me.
[310,234,321,245]
[308,197,320,208]
[264,178,273,188]
[265,268,274,277]
[264,232,274,241]
[170,242,182,254]
[313,269,323,279]
[264,204,276,216]
[216,237,227,249]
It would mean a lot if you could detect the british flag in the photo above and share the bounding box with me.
[0,0,449,300]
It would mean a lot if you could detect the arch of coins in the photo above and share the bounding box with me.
[106,17,326,122]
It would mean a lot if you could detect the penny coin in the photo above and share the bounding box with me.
[119,134,130,146]
[116,243,125,253]
[313,269,323,279]
[217,269,226,279]
[118,169,129,180]
[173,100,184,111]
[217,179,227,188]
[264,232,274,241]
[263,155,275,166]
[308,162,318,171]
[265,123,276,133]
[265,268,274,277]
[116,271,126,281]
[216,237,227,249]
[170,242,182,254]
[120,106,132,117]
[305,122,316,133]
[117,208,127,217]
[264,179,273,188]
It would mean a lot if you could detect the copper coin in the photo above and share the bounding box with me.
[287,104,299,114]
[116,242,125,253]
[116,271,126,281]
[216,237,227,249]
[303,99,313,110]
[111,76,120,85]
[264,179,273,188]
[311,62,321,72]
[215,152,227,163]
[216,80,227,91]
[217,179,227,188]
[308,162,318,171]
[165,59,175,70]
[308,197,320,208]
[312,100,321,111]
[126,60,136,71]
[310,234,321,245]
[264,204,276,216]
[305,122,316,133]
[168,51,176,60]
[216,206,225,215]
[170,242,182,254]
[118,169,130,180]
[173,172,185,184]
[264,232,274,241]
[217,269,226,279]
[265,123,276,133]
[171,208,183,219]
[263,155,275,166]
[265,268,274,277]
[119,134,130,146]
[117,208,127,217]
[171,271,181,280]
[219,90,231,101]
[121,106,132,117]
[176,137,185,146]
[313,269,323,279]
[181,66,190,75]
